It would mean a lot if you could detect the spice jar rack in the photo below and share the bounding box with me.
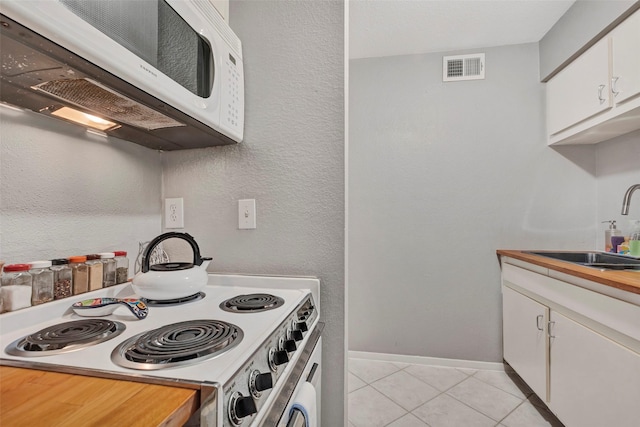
[0,249,131,313]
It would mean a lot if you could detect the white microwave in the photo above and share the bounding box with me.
[0,0,244,150]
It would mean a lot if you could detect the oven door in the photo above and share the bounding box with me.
[281,337,322,427]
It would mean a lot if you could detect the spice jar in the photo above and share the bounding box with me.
[1,264,33,313]
[114,251,129,284]
[85,254,103,291]
[99,252,116,287]
[69,256,89,295]
[51,258,73,299]
[28,261,54,306]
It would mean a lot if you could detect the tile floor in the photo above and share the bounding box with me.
[348,358,564,427]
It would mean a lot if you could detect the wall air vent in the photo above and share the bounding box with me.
[443,53,485,82]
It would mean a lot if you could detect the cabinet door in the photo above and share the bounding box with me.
[549,311,640,427]
[611,10,640,105]
[546,37,612,135]
[502,286,548,401]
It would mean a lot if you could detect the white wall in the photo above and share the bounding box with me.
[348,43,598,362]
[0,107,162,265]
[162,2,345,425]
[596,130,640,244]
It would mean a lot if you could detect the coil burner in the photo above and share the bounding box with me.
[5,319,125,356]
[220,293,285,313]
[111,319,243,370]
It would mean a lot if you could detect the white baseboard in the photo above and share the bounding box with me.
[348,350,507,371]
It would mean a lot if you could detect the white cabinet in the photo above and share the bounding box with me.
[501,262,640,427]
[611,10,640,105]
[549,311,640,427]
[502,286,548,401]
[546,37,611,136]
[546,9,640,145]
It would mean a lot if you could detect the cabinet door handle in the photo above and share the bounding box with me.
[547,320,556,338]
[611,76,620,97]
[536,315,544,331]
[597,85,606,104]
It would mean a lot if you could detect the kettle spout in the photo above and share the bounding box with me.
[199,257,212,271]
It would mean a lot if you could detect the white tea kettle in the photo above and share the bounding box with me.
[131,232,212,300]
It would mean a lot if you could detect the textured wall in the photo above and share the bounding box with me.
[0,107,162,266]
[539,0,637,80]
[348,43,598,362]
[162,1,345,425]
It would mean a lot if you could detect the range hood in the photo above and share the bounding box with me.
[0,4,243,151]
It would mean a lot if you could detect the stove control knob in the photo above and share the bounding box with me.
[295,321,308,332]
[249,370,273,398]
[291,329,304,342]
[268,348,289,372]
[283,339,297,352]
[274,349,289,364]
[255,371,273,391]
[228,392,257,425]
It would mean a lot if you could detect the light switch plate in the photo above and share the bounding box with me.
[238,199,256,229]
[165,198,184,229]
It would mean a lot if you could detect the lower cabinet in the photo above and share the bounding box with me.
[501,265,640,427]
[549,311,640,427]
[502,286,548,401]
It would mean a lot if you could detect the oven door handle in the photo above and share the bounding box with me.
[306,362,319,385]
[286,408,307,427]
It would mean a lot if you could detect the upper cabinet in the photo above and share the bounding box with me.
[546,38,611,136]
[611,10,640,105]
[546,9,640,145]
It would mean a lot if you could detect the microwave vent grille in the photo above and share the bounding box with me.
[33,78,185,130]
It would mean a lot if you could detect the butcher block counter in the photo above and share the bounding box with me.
[0,366,199,426]
[497,249,640,296]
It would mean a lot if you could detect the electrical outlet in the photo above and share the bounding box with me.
[165,198,184,229]
[238,199,256,229]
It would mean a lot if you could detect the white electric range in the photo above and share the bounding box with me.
[0,273,322,427]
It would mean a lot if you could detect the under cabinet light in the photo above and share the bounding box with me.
[50,106,120,131]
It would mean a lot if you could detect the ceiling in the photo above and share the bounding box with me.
[349,0,576,59]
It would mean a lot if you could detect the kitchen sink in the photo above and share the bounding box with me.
[526,251,640,270]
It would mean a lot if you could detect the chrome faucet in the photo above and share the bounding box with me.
[621,184,640,215]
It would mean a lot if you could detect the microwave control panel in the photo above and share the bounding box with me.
[221,52,244,136]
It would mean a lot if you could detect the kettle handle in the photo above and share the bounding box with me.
[141,232,208,273]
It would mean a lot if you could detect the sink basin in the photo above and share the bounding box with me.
[526,251,640,270]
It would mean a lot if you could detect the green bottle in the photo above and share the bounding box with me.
[629,220,640,257]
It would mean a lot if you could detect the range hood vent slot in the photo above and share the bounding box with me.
[33,78,185,131]
[443,53,485,82]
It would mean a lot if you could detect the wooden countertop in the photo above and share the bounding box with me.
[0,366,199,426]
[497,250,640,295]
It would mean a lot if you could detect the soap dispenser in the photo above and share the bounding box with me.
[602,220,622,252]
